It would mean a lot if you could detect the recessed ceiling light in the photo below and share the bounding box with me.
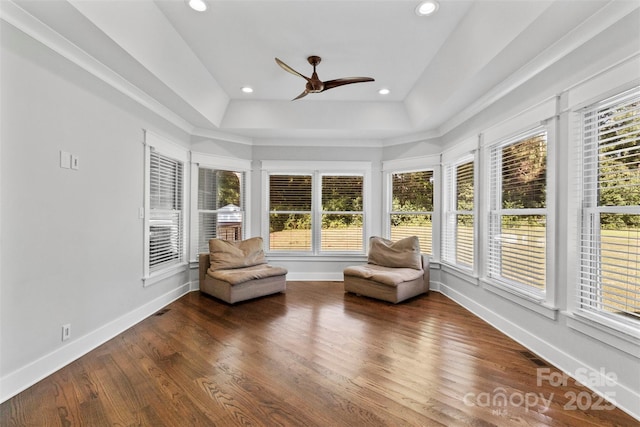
[187,0,207,12]
[415,0,439,16]
[378,88,390,95]
[241,86,254,94]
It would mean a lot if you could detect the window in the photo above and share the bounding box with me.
[578,86,640,324]
[264,161,370,254]
[149,151,183,271]
[197,168,245,253]
[390,170,434,254]
[321,175,364,251]
[269,174,313,251]
[143,131,188,284]
[488,129,547,293]
[443,158,474,269]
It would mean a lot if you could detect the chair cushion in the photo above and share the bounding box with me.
[343,264,423,287]
[367,236,421,270]
[209,237,267,270]
[208,263,288,286]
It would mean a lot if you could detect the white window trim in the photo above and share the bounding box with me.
[382,155,440,259]
[442,152,477,275]
[261,160,371,256]
[561,56,640,354]
[565,86,640,348]
[189,152,252,261]
[480,113,558,312]
[487,126,548,296]
[142,130,189,287]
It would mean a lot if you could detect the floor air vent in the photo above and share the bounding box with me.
[520,350,549,367]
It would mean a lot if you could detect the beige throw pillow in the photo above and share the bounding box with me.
[367,236,422,270]
[209,237,267,270]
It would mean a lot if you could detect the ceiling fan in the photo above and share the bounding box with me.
[275,56,374,100]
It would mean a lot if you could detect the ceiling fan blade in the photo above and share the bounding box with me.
[275,58,311,83]
[292,90,309,101]
[322,77,375,91]
[276,56,375,100]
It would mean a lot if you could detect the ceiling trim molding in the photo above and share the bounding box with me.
[382,129,441,146]
[564,53,640,112]
[252,138,383,148]
[1,0,194,135]
[190,127,253,145]
[438,0,640,138]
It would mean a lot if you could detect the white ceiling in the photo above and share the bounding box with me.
[6,0,632,144]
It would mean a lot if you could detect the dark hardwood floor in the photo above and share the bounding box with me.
[1,282,638,426]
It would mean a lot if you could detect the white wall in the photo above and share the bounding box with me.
[0,22,193,401]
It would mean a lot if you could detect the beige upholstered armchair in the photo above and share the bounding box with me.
[343,236,429,303]
[199,237,287,304]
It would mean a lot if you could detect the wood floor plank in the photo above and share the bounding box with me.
[1,281,638,426]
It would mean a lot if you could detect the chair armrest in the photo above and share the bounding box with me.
[199,253,210,285]
[421,254,430,292]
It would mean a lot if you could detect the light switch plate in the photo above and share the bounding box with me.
[60,151,71,169]
[71,155,79,170]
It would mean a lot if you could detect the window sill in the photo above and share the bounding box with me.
[481,279,558,320]
[143,262,188,287]
[428,260,440,269]
[566,310,640,358]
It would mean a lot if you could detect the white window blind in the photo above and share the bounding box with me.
[443,159,474,268]
[579,86,640,324]
[149,150,184,271]
[488,130,547,292]
[269,174,313,251]
[320,175,364,252]
[198,168,245,253]
[267,171,366,254]
[390,170,433,254]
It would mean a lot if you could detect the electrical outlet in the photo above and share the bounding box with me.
[62,324,71,341]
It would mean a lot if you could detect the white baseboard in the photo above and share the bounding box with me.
[285,272,343,281]
[0,281,193,403]
[435,280,640,422]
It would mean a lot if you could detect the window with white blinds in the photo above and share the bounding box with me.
[488,129,547,292]
[321,175,363,252]
[578,86,640,324]
[390,170,433,254]
[197,168,245,253]
[443,159,474,269]
[149,150,184,272]
[269,174,313,251]
[267,172,365,253]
